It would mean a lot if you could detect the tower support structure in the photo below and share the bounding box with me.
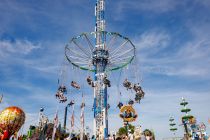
[93,0,108,139]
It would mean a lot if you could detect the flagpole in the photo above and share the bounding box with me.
[64,105,68,129]
[70,103,75,139]
[52,107,59,140]
[80,93,85,140]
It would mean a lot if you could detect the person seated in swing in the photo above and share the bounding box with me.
[117,102,123,109]
[103,76,111,87]
[128,99,134,105]
[58,85,67,93]
[133,83,141,93]
[60,96,67,103]
[123,79,132,90]
[123,78,129,87]
[55,92,60,98]
[64,97,67,102]
[132,113,138,119]
[135,94,141,103]
[126,110,137,119]
[141,90,145,98]
[71,81,80,89]
[129,112,133,118]
[120,111,127,118]
[123,110,132,118]
[125,110,130,118]
[135,97,140,103]
[59,98,64,103]
[87,76,92,85]
[59,96,64,103]
[69,100,75,106]
[87,76,95,87]
[91,81,95,87]
[136,89,145,98]
[56,90,64,99]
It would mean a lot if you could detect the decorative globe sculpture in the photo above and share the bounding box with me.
[119,105,138,122]
[0,106,25,139]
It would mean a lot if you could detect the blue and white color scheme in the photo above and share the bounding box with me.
[94,0,108,139]
[0,0,210,139]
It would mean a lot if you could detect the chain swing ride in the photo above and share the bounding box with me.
[55,0,145,139]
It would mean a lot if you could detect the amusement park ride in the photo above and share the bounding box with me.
[180,97,193,139]
[180,98,208,140]
[1,1,210,140]
[55,0,145,139]
[169,116,178,135]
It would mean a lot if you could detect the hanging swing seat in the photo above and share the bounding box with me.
[123,79,132,90]
[133,84,141,92]
[117,102,124,109]
[68,100,75,106]
[71,81,80,89]
[128,100,134,105]
[58,85,67,93]
[103,77,111,87]
[86,76,93,85]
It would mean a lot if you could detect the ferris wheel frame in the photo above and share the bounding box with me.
[65,31,136,72]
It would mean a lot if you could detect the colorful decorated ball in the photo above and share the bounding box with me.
[119,105,138,122]
[0,106,25,138]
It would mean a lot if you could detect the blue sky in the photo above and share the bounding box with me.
[0,0,210,139]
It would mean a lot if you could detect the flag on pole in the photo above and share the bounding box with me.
[80,103,85,127]
[71,105,75,130]
[80,93,85,140]
[52,110,58,140]
[71,113,74,128]
[69,104,75,139]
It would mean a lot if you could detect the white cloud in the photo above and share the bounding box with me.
[161,38,210,77]
[0,39,41,58]
[177,40,210,60]
[110,0,181,21]
[135,30,170,50]
[133,26,210,78]
[0,39,66,77]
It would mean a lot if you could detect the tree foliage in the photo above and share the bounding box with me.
[118,124,135,136]
[118,127,127,136]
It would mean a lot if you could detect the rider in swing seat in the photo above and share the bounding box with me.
[71,81,80,89]
[123,79,132,90]
[103,76,111,87]
[87,76,92,85]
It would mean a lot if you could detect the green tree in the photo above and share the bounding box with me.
[118,127,127,136]
[118,124,135,136]
[128,124,135,134]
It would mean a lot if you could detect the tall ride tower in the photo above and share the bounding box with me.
[93,0,108,139]
[65,0,136,139]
